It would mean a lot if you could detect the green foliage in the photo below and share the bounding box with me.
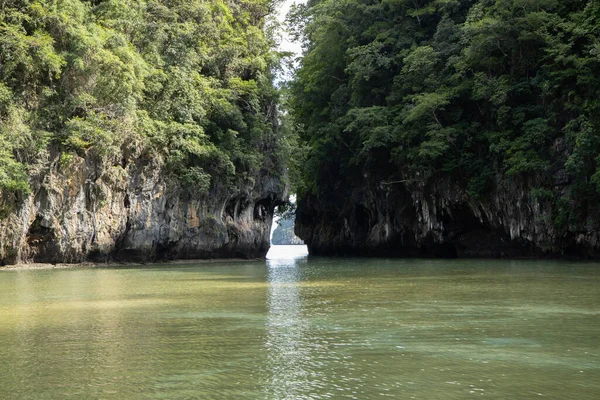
[0,0,284,198]
[291,0,600,228]
[178,166,212,194]
[0,152,30,194]
[63,112,123,157]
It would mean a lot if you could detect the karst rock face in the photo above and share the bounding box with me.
[295,175,600,259]
[0,152,286,265]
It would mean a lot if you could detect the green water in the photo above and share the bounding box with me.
[1,246,599,399]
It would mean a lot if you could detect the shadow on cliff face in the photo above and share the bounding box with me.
[25,215,59,263]
[294,179,599,259]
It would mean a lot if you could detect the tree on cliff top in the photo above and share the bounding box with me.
[0,0,287,202]
[290,0,600,231]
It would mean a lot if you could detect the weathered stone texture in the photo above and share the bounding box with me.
[0,153,285,264]
[296,176,599,258]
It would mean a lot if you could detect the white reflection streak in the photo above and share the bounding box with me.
[265,256,311,399]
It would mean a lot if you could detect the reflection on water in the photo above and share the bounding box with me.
[266,244,309,260]
[0,253,599,399]
[265,249,311,398]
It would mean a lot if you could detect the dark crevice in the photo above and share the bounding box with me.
[25,215,57,262]
[224,197,237,220]
[114,215,132,258]
[254,198,272,221]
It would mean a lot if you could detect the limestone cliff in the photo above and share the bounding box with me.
[271,217,304,245]
[295,175,600,259]
[0,150,286,265]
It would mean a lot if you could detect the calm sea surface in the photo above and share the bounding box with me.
[0,245,599,399]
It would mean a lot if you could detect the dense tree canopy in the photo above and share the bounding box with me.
[0,0,286,202]
[291,0,600,229]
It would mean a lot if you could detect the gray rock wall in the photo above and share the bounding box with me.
[295,176,600,258]
[0,152,286,264]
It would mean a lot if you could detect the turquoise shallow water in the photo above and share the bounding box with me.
[0,245,599,399]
